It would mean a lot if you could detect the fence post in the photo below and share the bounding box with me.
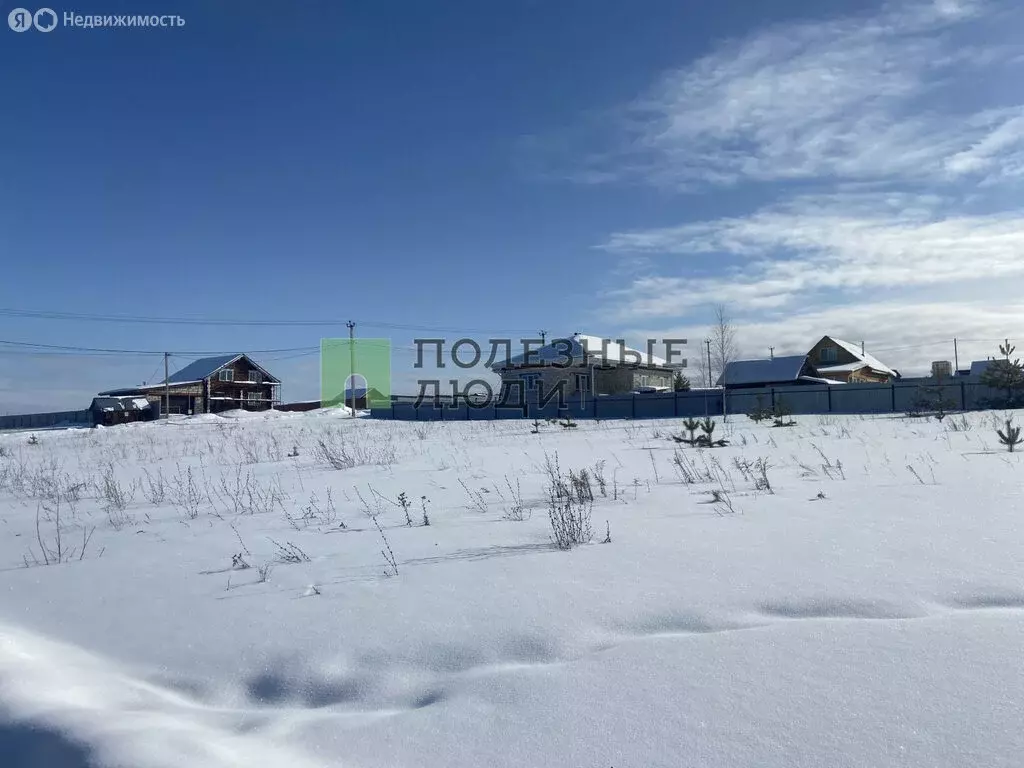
[827,385,832,413]
[891,383,896,412]
[770,388,775,408]
[960,380,966,411]
[631,393,636,420]
[593,395,597,418]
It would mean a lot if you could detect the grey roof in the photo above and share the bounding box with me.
[98,387,147,396]
[717,355,810,386]
[165,354,244,384]
[341,387,387,398]
[970,360,993,376]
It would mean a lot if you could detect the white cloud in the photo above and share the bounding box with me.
[621,298,1024,377]
[574,0,1022,189]
[598,193,1024,319]
[572,0,1024,366]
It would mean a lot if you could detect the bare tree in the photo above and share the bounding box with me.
[709,304,738,386]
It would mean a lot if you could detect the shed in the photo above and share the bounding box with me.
[717,355,844,389]
[89,396,156,427]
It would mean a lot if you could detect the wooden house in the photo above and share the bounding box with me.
[98,354,281,415]
[806,336,898,383]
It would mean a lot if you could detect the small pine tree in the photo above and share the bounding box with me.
[748,394,771,422]
[696,418,728,447]
[673,371,691,391]
[980,340,1024,406]
[997,418,1023,452]
[671,417,701,445]
[771,397,796,427]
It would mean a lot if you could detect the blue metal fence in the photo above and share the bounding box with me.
[371,379,998,421]
[0,410,91,432]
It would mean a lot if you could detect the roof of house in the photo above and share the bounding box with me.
[798,375,847,385]
[164,354,244,385]
[824,337,897,377]
[816,362,869,374]
[341,387,385,398]
[90,396,151,412]
[490,333,668,370]
[717,355,810,386]
[970,360,993,376]
[98,354,280,395]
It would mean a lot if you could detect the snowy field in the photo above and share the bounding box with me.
[1,408,1022,768]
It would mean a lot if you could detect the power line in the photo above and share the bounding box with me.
[867,340,953,354]
[0,341,425,363]
[0,307,538,335]
[0,340,323,356]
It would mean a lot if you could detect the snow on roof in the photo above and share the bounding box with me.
[798,375,846,385]
[717,355,809,386]
[816,362,869,373]
[490,333,668,370]
[827,338,897,377]
[91,396,152,412]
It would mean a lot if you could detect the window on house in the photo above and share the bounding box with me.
[248,370,262,383]
[820,346,838,363]
[520,373,540,389]
[246,391,260,402]
[639,374,649,386]
[218,369,234,382]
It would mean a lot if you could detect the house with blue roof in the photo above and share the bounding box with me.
[717,355,844,389]
[99,354,281,415]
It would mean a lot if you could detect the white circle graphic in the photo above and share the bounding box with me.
[8,8,34,31]
[34,8,58,32]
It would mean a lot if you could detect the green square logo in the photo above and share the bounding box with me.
[321,338,391,409]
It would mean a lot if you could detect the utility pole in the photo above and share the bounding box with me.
[705,339,712,388]
[346,321,356,417]
[953,337,959,373]
[539,330,546,345]
[163,352,170,421]
[769,346,774,360]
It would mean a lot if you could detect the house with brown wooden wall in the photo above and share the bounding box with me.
[807,336,898,383]
[98,354,281,415]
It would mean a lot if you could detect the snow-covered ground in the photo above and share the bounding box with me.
[1,408,1022,767]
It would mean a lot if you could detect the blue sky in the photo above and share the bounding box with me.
[2,0,1023,411]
